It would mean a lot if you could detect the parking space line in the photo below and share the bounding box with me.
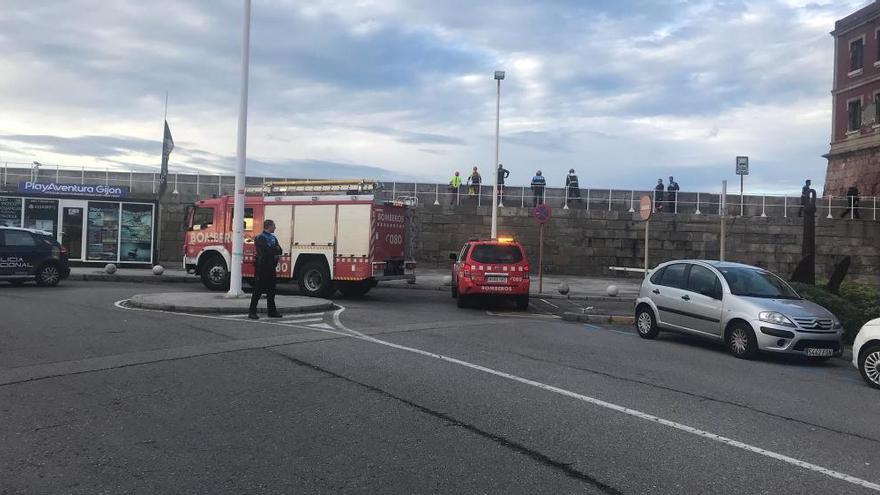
[539,299,559,309]
[329,306,880,493]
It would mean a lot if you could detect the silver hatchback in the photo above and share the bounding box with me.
[634,260,844,360]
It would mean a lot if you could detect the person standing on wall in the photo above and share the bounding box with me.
[249,219,283,320]
[449,171,462,205]
[467,166,481,197]
[666,175,680,212]
[654,178,665,212]
[564,168,581,207]
[531,170,546,207]
[496,163,510,203]
[798,179,811,217]
[841,184,861,219]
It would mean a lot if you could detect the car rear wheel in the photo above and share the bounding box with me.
[297,260,334,298]
[859,344,880,389]
[36,263,62,287]
[200,256,230,291]
[635,306,659,339]
[515,294,529,311]
[727,324,757,359]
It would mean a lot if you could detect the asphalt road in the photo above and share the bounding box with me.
[1,281,878,494]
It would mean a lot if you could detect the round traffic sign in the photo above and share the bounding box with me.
[533,204,552,224]
[639,195,652,221]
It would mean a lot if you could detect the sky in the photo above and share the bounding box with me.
[0,0,871,191]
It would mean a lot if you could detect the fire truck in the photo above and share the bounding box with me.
[183,180,416,297]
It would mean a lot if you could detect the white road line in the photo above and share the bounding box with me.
[280,318,323,324]
[307,323,335,330]
[329,306,880,493]
[539,298,559,309]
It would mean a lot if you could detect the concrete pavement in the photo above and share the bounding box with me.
[1,280,878,494]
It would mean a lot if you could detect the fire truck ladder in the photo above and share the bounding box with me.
[246,179,380,196]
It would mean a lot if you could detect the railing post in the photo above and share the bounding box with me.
[783,195,788,218]
[874,196,877,221]
[827,195,833,219]
[563,185,569,209]
[56,164,60,183]
[695,192,702,215]
[2,162,6,187]
[498,184,505,208]
[196,172,200,195]
[653,189,657,213]
[629,190,635,213]
[608,189,613,211]
[718,191,722,215]
[456,185,460,206]
[586,189,591,212]
[81,165,85,185]
[105,168,109,186]
[674,191,678,215]
[218,175,222,196]
[851,196,855,220]
[760,195,766,217]
[173,173,179,195]
[129,171,133,190]
[152,173,156,194]
[433,183,440,206]
[521,186,525,208]
[478,184,482,207]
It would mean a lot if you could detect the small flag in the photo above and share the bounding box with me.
[159,120,174,194]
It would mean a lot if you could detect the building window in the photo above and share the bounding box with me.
[0,197,23,227]
[86,202,120,261]
[848,100,862,132]
[851,38,864,71]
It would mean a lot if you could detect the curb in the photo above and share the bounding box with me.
[562,312,635,325]
[127,294,335,314]
[71,273,199,284]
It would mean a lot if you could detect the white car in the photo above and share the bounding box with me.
[853,318,880,389]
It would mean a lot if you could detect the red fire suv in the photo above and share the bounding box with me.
[450,238,530,310]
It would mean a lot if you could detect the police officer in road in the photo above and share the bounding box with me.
[249,219,283,319]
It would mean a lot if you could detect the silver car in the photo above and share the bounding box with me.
[635,260,843,360]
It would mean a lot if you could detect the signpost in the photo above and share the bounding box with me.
[533,204,552,293]
[736,156,749,216]
[639,195,652,271]
[720,180,728,261]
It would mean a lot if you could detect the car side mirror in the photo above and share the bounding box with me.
[449,253,457,261]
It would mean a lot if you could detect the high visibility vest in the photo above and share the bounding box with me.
[450,176,461,188]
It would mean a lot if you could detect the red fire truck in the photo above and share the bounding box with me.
[183,180,416,297]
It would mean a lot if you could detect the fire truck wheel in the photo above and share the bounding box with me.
[297,260,334,298]
[337,281,372,298]
[200,256,230,291]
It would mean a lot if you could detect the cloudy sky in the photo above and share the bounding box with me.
[0,0,870,191]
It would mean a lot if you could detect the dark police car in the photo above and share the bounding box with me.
[0,227,70,286]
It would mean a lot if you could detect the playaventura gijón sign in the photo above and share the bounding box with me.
[18,181,128,199]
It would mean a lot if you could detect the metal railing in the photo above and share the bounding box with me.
[2,162,877,220]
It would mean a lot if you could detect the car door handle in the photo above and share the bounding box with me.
[652,289,660,294]
[681,295,690,301]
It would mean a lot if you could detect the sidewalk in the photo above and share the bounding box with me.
[68,266,642,300]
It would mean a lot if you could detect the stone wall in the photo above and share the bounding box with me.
[413,204,880,286]
[825,146,880,197]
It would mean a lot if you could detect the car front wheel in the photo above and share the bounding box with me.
[727,324,757,359]
[635,306,659,339]
[859,344,880,389]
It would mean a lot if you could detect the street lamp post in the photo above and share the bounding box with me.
[228,0,252,298]
[491,70,505,240]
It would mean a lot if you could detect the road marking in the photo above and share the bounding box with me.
[330,306,880,493]
[308,323,335,330]
[485,310,559,320]
[539,298,559,309]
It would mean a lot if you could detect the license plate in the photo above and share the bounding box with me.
[805,348,833,357]
[486,276,507,284]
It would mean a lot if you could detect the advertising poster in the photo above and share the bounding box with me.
[86,203,119,261]
[23,199,58,236]
[0,197,22,227]
[120,204,153,262]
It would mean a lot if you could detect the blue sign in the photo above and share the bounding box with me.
[18,181,128,199]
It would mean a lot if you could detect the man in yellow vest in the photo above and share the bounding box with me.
[449,171,461,205]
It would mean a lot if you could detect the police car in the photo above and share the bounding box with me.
[0,227,70,286]
[450,238,530,309]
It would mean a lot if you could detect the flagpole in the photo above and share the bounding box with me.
[228,0,251,298]
[164,91,168,121]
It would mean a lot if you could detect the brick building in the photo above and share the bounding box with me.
[825,0,880,196]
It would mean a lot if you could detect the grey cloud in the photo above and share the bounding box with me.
[0,134,161,158]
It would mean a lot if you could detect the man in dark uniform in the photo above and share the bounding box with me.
[798,179,812,217]
[249,219,283,319]
[496,163,510,203]
[666,176,680,212]
[531,170,546,207]
[654,178,665,212]
[565,168,581,206]
[841,184,861,219]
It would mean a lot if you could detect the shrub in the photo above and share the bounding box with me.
[791,282,879,343]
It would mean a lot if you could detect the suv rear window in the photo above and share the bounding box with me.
[470,244,523,264]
